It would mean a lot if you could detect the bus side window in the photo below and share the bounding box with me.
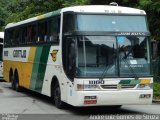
[21,27,27,44]
[47,16,60,44]
[27,24,37,44]
[13,29,19,45]
[5,30,12,46]
[38,21,47,43]
[63,13,75,33]
[33,24,37,43]
[27,26,32,43]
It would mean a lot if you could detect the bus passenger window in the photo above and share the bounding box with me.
[13,29,19,45]
[38,22,47,43]
[5,30,12,46]
[27,26,32,43]
[21,27,27,44]
[47,17,60,44]
[27,25,37,44]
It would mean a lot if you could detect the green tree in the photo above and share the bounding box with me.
[138,0,160,41]
[0,0,11,30]
[1,0,160,41]
[6,0,63,23]
[5,0,90,25]
[63,0,90,6]
[90,0,138,7]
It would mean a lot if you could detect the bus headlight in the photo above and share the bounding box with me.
[137,83,153,90]
[77,84,100,91]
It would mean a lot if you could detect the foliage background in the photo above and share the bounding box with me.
[0,0,160,40]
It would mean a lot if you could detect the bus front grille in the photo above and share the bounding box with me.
[101,84,136,89]
[121,84,136,88]
[101,85,117,89]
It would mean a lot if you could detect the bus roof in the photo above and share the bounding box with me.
[5,9,61,29]
[5,5,146,29]
[0,32,4,39]
[61,5,146,14]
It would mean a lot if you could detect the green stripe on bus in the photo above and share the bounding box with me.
[130,80,140,84]
[119,79,140,84]
[35,46,51,92]
[30,46,51,92]
[30,47,43,90]
[119,80,131,84]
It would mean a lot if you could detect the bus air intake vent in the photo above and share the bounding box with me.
[101,84,136,89]
[121,84,136,88]
[101,85,117,89]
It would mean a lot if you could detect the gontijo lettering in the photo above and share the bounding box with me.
[13,50,26,58]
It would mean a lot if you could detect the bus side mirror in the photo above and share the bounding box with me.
[151,41,158,60]
[70,43,76,58]
[68,42,76,80]
[69,42,76,69]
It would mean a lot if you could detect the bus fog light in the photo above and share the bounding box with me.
[137,83,153,90]
[139,94,151,98]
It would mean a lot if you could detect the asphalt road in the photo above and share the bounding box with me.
[0,81,160,120]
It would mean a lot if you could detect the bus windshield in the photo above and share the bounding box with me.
[75,36,151,77]
[63,13,151,78]
[76,15,148,32]
[63,14,149,33]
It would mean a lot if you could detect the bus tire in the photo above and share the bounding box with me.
[14,71,21,92]
[54,82,64,109]
[11,76,15,90]
[10,70,15,90]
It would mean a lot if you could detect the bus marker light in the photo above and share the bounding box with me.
[140,79,150,84]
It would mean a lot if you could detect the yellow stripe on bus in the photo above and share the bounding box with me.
[140,79,150,84]
[23,47,37,88]
[37,15,45,20]
[28,47,36,62]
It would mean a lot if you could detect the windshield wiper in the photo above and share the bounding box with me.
[99,54,117,80]
[99,65,112,80]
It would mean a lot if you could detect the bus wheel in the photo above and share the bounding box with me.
[14,71,21,92]
[9,70,15,90]
[11,75,15,90]
[54,82,64,108]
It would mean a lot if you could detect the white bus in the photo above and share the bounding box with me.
[4,4,153,108]
[0,32,4,79]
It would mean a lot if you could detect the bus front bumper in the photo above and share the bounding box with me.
[68,90,153,106]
